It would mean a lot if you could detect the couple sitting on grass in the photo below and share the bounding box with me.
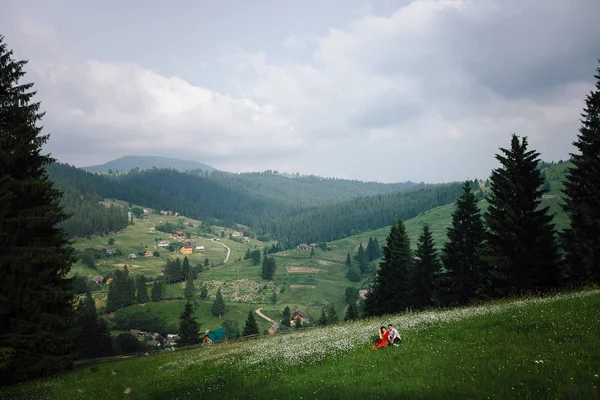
[370,324,402,351]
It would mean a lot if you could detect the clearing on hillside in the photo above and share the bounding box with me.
[285,266,320,273]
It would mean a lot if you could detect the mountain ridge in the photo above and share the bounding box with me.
[83,155,218,173]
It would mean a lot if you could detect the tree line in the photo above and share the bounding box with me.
[45,160,465,247]
[365,116,600,316]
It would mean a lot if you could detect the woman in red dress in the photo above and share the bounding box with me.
[370,326,390,351]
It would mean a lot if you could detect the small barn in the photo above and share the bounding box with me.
[202,328,228,344]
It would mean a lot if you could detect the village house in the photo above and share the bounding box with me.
[105,247,116,256]
[290,311,309,326]
[268,322,279,335]
[158,240,170,247]
[165,334,180,346]
[195,245,205,253]
[297,243,309,250]
[173,231,185,239]
[143,209,149,214]
[180,245,193,255]
[309,243,318,249]
[202,328,228,345]
[91,276,104,284]
[231,231,242,238]
[144,250,153,258]
[359,289,368,299]
[128,253,137,259]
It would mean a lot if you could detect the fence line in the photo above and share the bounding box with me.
[72,324,319,368]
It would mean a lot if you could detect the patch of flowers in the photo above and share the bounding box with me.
[159,289,600,375]
[204,279,278,303]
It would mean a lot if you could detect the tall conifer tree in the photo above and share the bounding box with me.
[184,277,196,303]
[177,302,200,346]
[74,290,112,360]
[211,288,226,318]
[561,61,600,285]
[355,243,369,274]
[364,219,412,316]
[0,36,76,384]
[410,224,442,309]
[242,311,259,337]
[135,275,149,304]
[441,181,486,305]
[484,134,562,295]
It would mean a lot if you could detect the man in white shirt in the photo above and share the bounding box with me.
[387,324,401,346]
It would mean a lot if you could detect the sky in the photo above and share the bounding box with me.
[2,0,598,183]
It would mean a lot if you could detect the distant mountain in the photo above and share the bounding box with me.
[83,155,217,173]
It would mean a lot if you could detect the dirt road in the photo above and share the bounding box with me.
[215,241,231,263]
[255,308,275,324]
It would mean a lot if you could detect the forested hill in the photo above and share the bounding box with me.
[47,165,128,238]
[202,170,425,206]
[264,183,465,245]
[46,162,464,245]
[83,155,217,173]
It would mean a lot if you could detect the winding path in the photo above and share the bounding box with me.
[214,241,231,264]
[255,308,275,324]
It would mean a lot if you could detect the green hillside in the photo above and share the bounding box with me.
[330,161,572,254]
[3,289,598,399]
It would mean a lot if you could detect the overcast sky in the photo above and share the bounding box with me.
[2,0,598,183]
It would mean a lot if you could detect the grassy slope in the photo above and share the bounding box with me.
[68,161,572,337]
[71,201,358,335]
[328,161,572,257]
[3,289,598,399]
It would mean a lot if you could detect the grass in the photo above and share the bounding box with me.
[3,288,598,399]
[64,161,573,354]
[68,200,266,279]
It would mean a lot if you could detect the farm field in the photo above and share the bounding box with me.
[3,289,598,399]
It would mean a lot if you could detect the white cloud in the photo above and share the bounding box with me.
[3,0,598,181]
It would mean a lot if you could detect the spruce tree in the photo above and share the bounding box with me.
[211,288,226,318]
[182,256,190,280]
[355,243,369,274]
[344,302,359,321]
[561,60,600,285]
[364,219,412,316]
[74,290,112,360]
[242,311,259,337]
[346,252,352,267]
[372,238,382,260]
[327,305,338,324]
[261,256,276,280]
[0,36,76,383]
[484,134,562,295]
[135,275,149,304]
[184,277,196,302]
[199,284,208,300]
[410,224,442,309]
[346,266,361,282]
[281,306,291,327]
[106,267,135,312]
[151,279,165,302]
[319,307,328,326]
[366,237,382,262]
[177,302,200,346]
[440,182,486,306]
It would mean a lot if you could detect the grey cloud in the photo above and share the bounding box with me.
[1,0,597,183]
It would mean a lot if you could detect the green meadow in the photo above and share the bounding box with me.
[3,289,598,399]
[63,161,573,340]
